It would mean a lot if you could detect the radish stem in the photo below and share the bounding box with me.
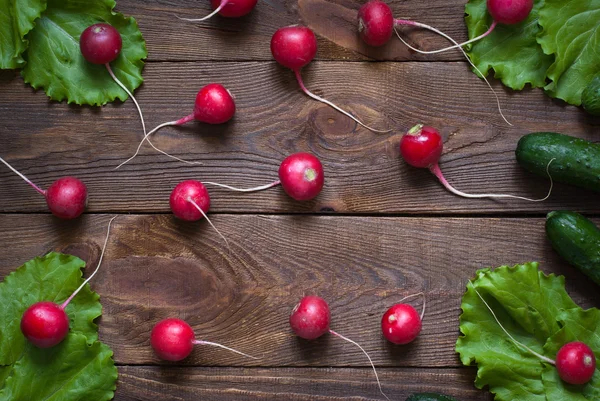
[0,156,46,196]
[177,0,229,22]
[293,69,391,134]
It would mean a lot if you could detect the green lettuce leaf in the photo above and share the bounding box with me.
[465,0,553,90]
[22,0,147,106]
[456,262,599,400]
[0,333,117,401]
[0,252,101,366]
[0,0,47,69]
[0,252,117,400]
[537,0,600,105]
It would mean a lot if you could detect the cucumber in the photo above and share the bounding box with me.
[546,211,600,286]
[406,393,458,401]
[582,75,600,116]
[515,132,600,193]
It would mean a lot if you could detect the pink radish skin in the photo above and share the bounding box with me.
[210,0,258,18]
[117,83,236,168]
[278,153,324,201]
[556,342,596,385]
[358,1,394,47]
[169,180,211,222]
[20,217,116,348]
[80,23,122,65]
[381,304,421,345]
[487,0,533,25]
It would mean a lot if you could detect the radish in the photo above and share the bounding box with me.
[290,296,391,400]
[271,25,390,133]
[20,217,117,347]
[80,23,147,138]
[0,156,87,219]
[203,152,324,201]
[381,293,425,345]
[177,0,258,23]
[357,1,524,126]
[471,284,597,385]
[399,124,554,201]
[117,83,235,168]
[150,318,257,361]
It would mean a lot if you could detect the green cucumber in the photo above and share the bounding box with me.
[515,132,600,193]
[582,75,600,116]
[546,211,600,286]
[406,393,459,401]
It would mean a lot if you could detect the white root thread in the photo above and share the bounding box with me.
[0,156,46,195]
[106,64,148,134]
[469,281,556,365]
[61,216,118,309]
[393,24,512,126]
[203,180,281,193]
[176,0,228,22]
[329,329,391,401]
[187,197,230,250]
[193,340,259,359]
[395,292,427,321]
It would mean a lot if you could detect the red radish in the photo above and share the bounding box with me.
[290,296,391,400]
[20,217,117,347]
[151,318,257,362]
[472,283,596,385]
[556,342,596,385]
[357,0,394,47]
[178,0,258,22]
[170,180,211,222]
[200,152,324,202]
[271,25,389,133]
[117,83,236,168]
[80,23,147,139]
[399,124,554,201]
[0,157,87,219]
[381,293,426,345]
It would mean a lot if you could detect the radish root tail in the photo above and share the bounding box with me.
[193,339,259,360]
[176,0,229,22]
[0,156,47,196]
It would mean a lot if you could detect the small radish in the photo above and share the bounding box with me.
[290,295,391,400]
[202,152,324,202]
[151,318,257,361]
[0,156,87,219]
[20,217,117,347]
[471,283,596,385]
[117,83,235,168]
[177,0,258,23]
[556,342,596,385]
[381,293,425,345]
[271,25,390,133]
[170,180,211,222]
[357,0,394,47]
[399,124,554,201]
[80,23,147,137]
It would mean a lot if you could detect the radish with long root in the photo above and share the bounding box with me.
[399,124,554,201]
[0,156,87,219]
[381,292,426,345]
[20,217,117,347]
[177,0,258,23]
[80,23,147,135]
[271,25,390,134]
[357,0,530,125]
[117,83,236,168]
[202,152,324,201]
[290,295,391,400]
[151,318,258,361]
[471,283,596,385]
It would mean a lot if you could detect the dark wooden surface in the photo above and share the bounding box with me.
[1,0,599,400]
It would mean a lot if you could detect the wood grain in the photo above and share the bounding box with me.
[0,215,597,368]
[115,366,493,400]
[114,0,471,62]
[1,62,599,215]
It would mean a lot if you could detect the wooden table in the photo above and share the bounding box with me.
[1,0,599,399]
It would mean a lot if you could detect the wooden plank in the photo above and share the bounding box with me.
[0,215,597,367]
[114,0,469,62]
[116,366,492,400]
[1,62,599,215]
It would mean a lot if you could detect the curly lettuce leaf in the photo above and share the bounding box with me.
[537,0,600,105]
[465,0,553,90]
[22,0,147,106]
[0,333,117,401]
[0,252,101,367]
[456,262,598,400]
[0,0,47,69]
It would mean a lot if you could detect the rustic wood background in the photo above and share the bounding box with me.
[1,0,599,400]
